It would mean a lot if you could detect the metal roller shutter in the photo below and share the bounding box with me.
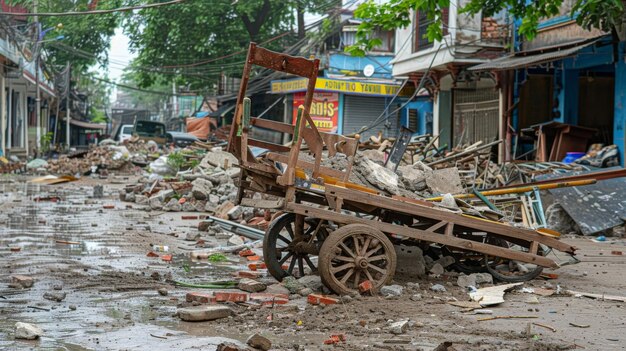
[343,95,399,139]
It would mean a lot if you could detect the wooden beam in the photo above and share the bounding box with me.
[251,118,295,134]
[324,185,575,254]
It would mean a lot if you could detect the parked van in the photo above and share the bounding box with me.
[118,124,134,143]
[133,120,167,144]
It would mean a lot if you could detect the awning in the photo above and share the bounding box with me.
[69,119,107,130]
[208,103,235,118]
[469,38,600,71]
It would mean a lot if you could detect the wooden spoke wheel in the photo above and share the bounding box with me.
[263,213,327,281]
[485,239,545,283]
[319,224,396,295]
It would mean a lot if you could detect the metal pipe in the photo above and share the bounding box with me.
[205,215,265,240]
[426,179,597,201]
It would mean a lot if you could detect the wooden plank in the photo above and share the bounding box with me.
[286,204,559,268]
[426,221,447,232]
[252,45,318,78]
[247,139,291,153]
[324,184,575,254]
[445,223,454,236]
[529,241,539,255]
[251,118,295,134]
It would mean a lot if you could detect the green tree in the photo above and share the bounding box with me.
[348,0,625,56]
[121,0,336,91]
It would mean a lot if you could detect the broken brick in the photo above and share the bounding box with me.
[103,205,115,209]
[214,291,248,303]
[246,255,261,261]
[238,271,263,279]
[186,292,216,304]
[249,293,289,305]
[307,294,338,305]
[248,262,267,271]
[146,251,159,258]
[181,215,198,220]
[239,249,255,257]
[611,251,623,256]
[161,254,173,262]
[359,280,373,293]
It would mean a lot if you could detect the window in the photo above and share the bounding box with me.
[342,26,394,53]
[413,8,449,52]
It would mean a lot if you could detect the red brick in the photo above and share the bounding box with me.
[103,205,115,209]
[611,250,623,256]
[161,254,173,262]
[307,294,338,305]
[239,249,255,257]
[186,292,216,304]
[181,215,199,220]
[146,251,159,258]
[238,270,262,278]
[358,280,373,293]
[249,293,289,305]
[248,262,267,271]
[214,291,248,303]
[246,255,261,261]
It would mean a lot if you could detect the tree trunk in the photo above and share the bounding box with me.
[241,0,272,42]
[297,2,305,39]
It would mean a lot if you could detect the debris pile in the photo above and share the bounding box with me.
[120,148,269,224]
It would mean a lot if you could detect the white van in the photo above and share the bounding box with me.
[118,124,133,143]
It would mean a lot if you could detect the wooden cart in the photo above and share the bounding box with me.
[227,43,577,295]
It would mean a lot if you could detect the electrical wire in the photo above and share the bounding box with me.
[0,0,188,17]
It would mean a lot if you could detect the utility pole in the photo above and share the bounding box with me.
[66,61,70,149]
[34,0,41,154]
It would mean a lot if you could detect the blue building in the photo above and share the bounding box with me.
[470,1,625,165]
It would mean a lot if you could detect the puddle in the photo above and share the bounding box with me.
[0,178,244,350]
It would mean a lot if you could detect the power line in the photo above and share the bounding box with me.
[0,0,187,17]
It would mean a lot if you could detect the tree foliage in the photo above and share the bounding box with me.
[121,0,330,91]
[348,0,625,56]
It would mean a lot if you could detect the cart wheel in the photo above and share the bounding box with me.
[263,213,327,281]
[444,236,508,274]
[485,241,545,283]
[319,224,396,295]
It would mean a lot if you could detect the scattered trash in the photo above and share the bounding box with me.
[470,283,523,307]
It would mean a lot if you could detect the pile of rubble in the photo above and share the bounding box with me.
[120,148,267,224]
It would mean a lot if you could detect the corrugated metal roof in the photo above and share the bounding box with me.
[468,39,599,71]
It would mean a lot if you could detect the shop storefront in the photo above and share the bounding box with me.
[270,77,418,139]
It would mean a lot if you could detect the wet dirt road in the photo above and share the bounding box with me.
[1,176,625,350]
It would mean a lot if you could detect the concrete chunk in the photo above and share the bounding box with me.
[238,278,266,293]
[10,275,33,288]
[246,333,272,351]
[380,284,404,297]
[15,322,43,340]
[177,305,232,322]
[389,320,409,335]
[43,291,66,302]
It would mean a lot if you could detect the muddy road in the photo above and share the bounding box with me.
[1,176,625,350]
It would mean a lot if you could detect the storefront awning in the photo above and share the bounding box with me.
[469,38,600,71]
[69,119,107,130]
[270,77,408,97]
